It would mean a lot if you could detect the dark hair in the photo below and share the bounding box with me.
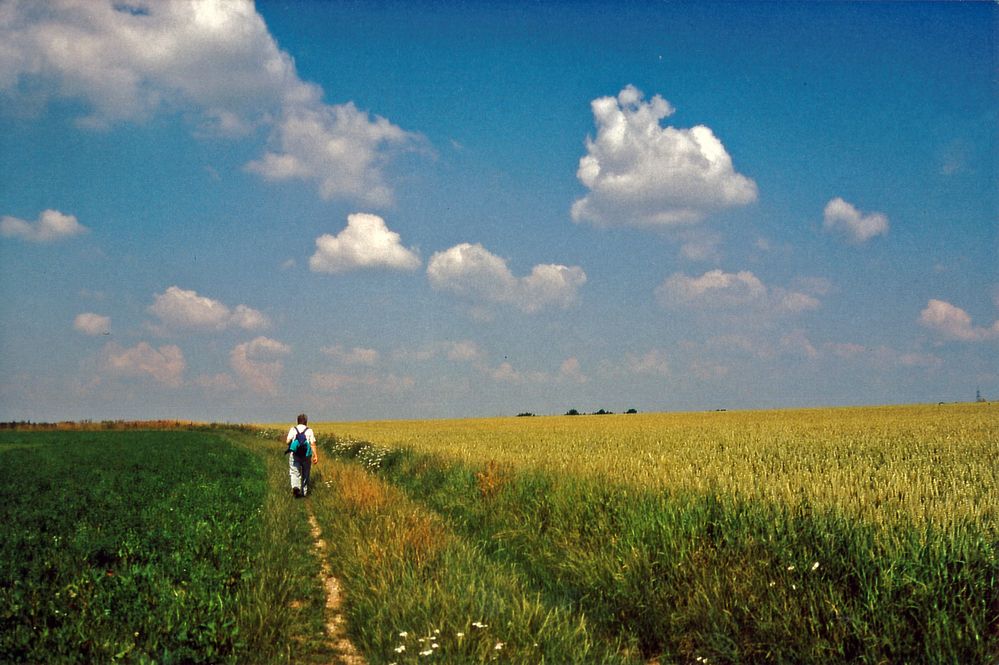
[297,413,308,425]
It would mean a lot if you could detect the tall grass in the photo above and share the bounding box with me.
[308,459,640,663]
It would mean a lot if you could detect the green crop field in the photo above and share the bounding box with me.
[0,428,338,665]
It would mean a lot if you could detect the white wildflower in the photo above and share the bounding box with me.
[420,648,433,656]
[394,645,406,653]
[811,561,820,571]
[787,565,795,571]
[494,642,504,650]
[399,631,408,638]
[456,632,465,638]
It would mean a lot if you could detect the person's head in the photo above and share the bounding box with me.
[297,413,308,425]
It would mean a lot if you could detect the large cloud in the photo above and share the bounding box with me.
[309,213,421,274]
[427,243,586,314]
[0,0,304,129]
[919,299,999,342]
[1,0,418,204]
[148,286,269,333]
[572,85,757,228]
[655,269,819,315]
[100,341,185,387]
[1,209,88,242]
[823,197,889,244]
[230,336,290,394]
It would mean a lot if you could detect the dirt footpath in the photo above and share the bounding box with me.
[308,512,366,665]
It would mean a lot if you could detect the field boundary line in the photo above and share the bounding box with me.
[307,510,366,665]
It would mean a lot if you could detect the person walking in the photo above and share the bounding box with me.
[286,413,318,498]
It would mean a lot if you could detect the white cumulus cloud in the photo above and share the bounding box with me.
[148,286,268,333]
[427,243,586,314]
[100,341,185,387]
[1,0,420,204]
[74,312,110,335]
[230,336,290,394]
[309,213,421,274]
[919,299,999,342]
[823,197,889,244]
[572,85,757,228]
[1,209,88,242]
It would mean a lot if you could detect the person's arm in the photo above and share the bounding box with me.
[310,429,319,464]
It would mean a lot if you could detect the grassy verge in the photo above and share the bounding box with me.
[328,440,998,665]
[308,457,640,664]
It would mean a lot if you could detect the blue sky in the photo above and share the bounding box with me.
[0,0,995,423]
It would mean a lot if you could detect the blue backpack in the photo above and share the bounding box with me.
[287,426,311,460]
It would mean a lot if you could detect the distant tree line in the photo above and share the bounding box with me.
[515,409,639,417]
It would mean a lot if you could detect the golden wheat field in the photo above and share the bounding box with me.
[291,403,998,533]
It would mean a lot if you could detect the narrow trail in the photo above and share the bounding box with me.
[307,510,366,665]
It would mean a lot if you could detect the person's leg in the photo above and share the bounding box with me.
[301,457,312,496]
[289,455,302,497]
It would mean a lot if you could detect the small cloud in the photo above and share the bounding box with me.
[230,336,290,394]
[148,286,269,333]
[281,258,297,270]
[559,357,588,384]
[194,372,239,392]
[823,197,889,244]
[445,340,482,362]
[823,341,943,370]
[310,371,414,394]
[100,341,185,387]
[427,242,586,314]
[779,329,819,359]
[391,340,482,363]
[673,228,722,262]
[1,209,88,242]
[919,299,998,342]
[486,361,547,384]
[309,213,420,274]
[826,341,867,359]
[625,349,671,377]
[322,344,380,366]
[245,102,421,206]
[655,269,819,316]
[74,312,110,336]
[571,85,757,228]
